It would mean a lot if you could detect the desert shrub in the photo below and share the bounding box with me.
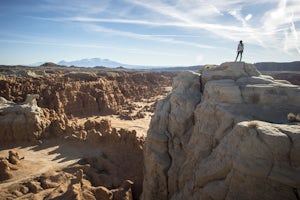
[247,121,258,129]
[296,113,300,122]
[204,65,213,69]
[199,64,216,74]
[287,113,296,122]
[250,93,260,104]
[266,88,277,95]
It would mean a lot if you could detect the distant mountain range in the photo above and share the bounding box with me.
[31,58,195,70]
[58,58,124,68]
[29,58,300,71]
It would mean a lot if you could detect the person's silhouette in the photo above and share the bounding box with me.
[235,40,244,62]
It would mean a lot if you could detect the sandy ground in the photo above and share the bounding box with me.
[0,90,171,193]
[0,140,102,189]
[110,114,152,137]
[75,113,152,138]
[74,93,171,138]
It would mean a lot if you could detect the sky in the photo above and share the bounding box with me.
[0,0,299,66]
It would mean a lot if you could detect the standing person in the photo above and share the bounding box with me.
[235,40,244,62]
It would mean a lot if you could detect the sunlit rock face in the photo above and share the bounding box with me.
[142,62,300,200]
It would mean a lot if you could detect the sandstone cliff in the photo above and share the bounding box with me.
[142,62,300,200]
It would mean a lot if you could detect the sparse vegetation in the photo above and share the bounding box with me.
[248,121,258,129]
[266,88,277,95]
[204,65,214,69]
[287,113,300,122]
[288,113,296,122]
[296,113,300,122]
[250,93,260,104]
[199,64,216,74]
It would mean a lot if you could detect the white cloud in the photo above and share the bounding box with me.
[195,54,204,63]
[245,14,252,21]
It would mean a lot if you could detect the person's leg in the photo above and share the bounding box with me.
[235,52,239,62]
[240,51,243,61]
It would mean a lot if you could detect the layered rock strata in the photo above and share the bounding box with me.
[142,62,300,200]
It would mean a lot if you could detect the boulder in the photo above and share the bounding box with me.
[201,62,261,87]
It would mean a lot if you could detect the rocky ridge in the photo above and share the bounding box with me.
[142,62,300,200]
[0,67,174,117]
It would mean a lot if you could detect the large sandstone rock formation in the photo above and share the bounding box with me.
[142,62,300,200]
[0,94,67,143]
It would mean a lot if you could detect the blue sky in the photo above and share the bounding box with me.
[0,0,299,66]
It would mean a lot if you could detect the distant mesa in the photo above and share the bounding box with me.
[255,61,300,71]
[39,62,64,68]
[94,66,108,69]
[116,66,127,69]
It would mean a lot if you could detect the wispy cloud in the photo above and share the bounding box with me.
[31,16,161,26]
[261,0,300,53]
[31,0,300,55]
[84,24,215,49]
[39,0,112,15]
[0,38,178,57]
[34,16,245,33]
[122,0,300,54]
